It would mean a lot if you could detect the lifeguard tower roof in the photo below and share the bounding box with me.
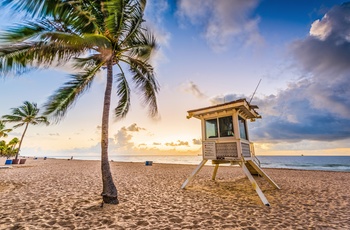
[187,98,261,120]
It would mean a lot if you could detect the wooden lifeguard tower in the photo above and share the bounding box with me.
[181,98,280,206]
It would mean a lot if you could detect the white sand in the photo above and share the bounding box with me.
[0,157,349,229]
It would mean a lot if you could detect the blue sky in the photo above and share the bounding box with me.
[0,0,349,157]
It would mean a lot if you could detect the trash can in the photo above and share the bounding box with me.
[5,159,12,165]
[145,161,153,166]
[19,159,26,164]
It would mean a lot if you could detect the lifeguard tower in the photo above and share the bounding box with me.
[181,98,280,206]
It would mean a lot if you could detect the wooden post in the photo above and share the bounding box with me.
[241,162,270,206]
[246,160,280,189]
[181,159,208,189]
[212,164,219,180]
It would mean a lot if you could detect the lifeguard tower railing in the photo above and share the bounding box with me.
[202,139,252,159]
[203,139,260,166]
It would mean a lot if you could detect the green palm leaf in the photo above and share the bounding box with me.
[115,71,131,118]
[43,62,103,120]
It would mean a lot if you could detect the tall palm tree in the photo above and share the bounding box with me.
[0,120,12,138]
[2,101,49,159]
[0,0,159,204]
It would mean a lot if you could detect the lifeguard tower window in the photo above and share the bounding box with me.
[205,119,218,138]
[205,116,234,139]
[239,116,248,140]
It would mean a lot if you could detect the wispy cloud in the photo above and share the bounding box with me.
[48,133,60,136]
[192,139,201,145]
[184,81,206,99]
[165,140,189,147]
[176,0,262,52]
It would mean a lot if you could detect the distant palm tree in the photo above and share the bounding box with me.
[0,120,12,138]
[8,137,20,153]
[0,140,7,157]
[2,101,49,159]
[0,137,19,159]
[0,0,159,204]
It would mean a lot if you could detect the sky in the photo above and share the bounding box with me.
[0,0,350,157]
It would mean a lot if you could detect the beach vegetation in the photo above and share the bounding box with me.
[1,101,49,160]
[0,120,12,138]
[0,138,19,159]
[0,0,159,204]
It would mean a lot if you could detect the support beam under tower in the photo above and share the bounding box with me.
[181,159,208,189]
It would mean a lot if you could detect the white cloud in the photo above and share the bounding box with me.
[125,123,146,132]
[114,127,133,149]
[310,15,332,40]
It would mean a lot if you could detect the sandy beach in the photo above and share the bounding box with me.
[0,158,349,229]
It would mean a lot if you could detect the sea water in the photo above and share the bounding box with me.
[47,155,350,172]
[258,156,350,172]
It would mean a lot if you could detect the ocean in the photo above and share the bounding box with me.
[48,155,350,172]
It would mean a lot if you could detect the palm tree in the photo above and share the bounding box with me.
[0,0,159,204]
[0,120,12,138]
[0,140,7,157]
[8,137,20,153]
[0,138,19,159]
[2,101,49,160]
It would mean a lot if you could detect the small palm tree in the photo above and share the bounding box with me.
[2,101,49,159]
[0,140,7,157]
[8,137,20,152]
[0,0,159,204]
[0,138,19,159]
[0,120,12,138]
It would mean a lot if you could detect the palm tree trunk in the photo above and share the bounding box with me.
[15,123,29,160]
[101,58,119,204]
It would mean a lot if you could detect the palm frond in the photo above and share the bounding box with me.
[114,68,131,119]
[43,62,103,121]
[0,21,47,43]
[128,57,159,117]
[73,54,103,69]
[0,31,105,74]
[140,0,146,12]
[0,120,12,138]
[1,101,46,127]
[126,30,157,61]
[2,114,25,128]
[0,41,86,75]
[119,1,145,47]
[1,0,59,18]
[55,1,102,34]
[104,0,126,38]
